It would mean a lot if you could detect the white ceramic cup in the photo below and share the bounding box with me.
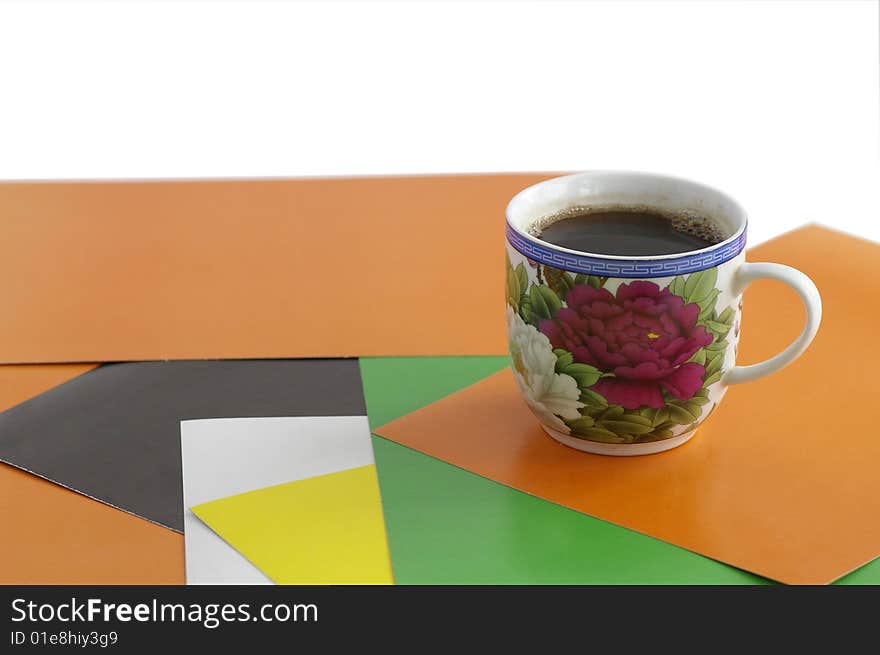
[505,171,821,456]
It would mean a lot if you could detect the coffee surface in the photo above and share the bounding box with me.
[532,207,723,256]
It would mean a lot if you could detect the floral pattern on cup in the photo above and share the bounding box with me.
[506,254,735,445]
[507,306,584,433]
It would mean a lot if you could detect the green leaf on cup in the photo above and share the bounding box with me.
[703,370,723,386]
[574,274,603,289]
[573,273,604,289]
[665,404,696,425]
[688,348,707,366]
[582,404,608,418]
[514,263,526,288]
[599,405,625,420]
[669,275,687,297]
[618,413,653,427]
[705,352,724,376]
[717,306,735,325]
[679,401,703,420]
[690,395,710,406]
[506,269,520,309]
[566,416,595,432]
[636,428,672,443]
[529,284,562,319]
[542,286,563,314]
[571,426,625,443]
[598,420,655,435]
[644,428,674,441]
[705,320,731,335]
[652,407,670,426]
[519,294,536,326]
[684,268,717,303]
[579,389,608,407]
[528,284,548,319]
[697,288,720,317]
[553,349,574,372]
[562,363,602,389]
[542,266,575,301]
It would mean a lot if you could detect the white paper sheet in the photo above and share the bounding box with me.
[180,415,374,585]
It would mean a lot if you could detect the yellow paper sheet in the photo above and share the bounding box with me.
[191,465,394,585]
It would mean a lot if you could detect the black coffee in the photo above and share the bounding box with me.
[531,207,724,256]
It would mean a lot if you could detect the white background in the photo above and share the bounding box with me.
[0,0,877,245]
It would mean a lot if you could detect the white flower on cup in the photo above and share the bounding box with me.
[507,306,584,433]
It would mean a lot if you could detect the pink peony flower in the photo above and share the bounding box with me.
[539,281,712,409]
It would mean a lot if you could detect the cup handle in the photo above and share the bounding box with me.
[723,262,822,386]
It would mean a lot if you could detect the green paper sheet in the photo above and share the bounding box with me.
[360,356,509,430]
[373,436,773,584]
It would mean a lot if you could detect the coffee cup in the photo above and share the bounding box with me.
[505,171,821,455]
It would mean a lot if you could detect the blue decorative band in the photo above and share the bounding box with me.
[505,224,747,278]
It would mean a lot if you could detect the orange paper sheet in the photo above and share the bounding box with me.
[0,364,184,584]
[0,174,556,364]
[376,225,879,585]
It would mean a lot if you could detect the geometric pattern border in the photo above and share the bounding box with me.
[506,224,747,278]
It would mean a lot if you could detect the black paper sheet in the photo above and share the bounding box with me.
[0,359,366,531]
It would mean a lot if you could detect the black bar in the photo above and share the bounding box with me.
[0,585,871,649]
